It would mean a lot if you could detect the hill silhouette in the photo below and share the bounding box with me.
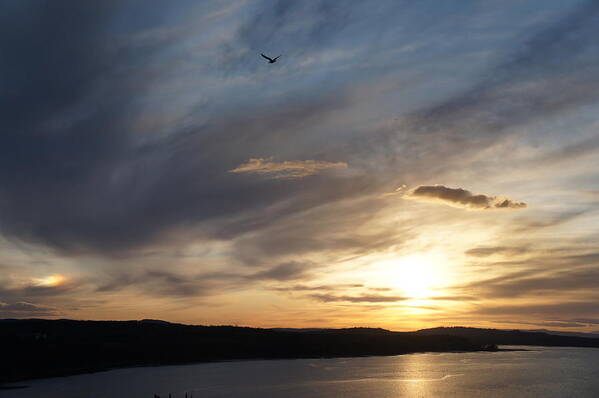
[1,320,598,384]
[415,327,599,347]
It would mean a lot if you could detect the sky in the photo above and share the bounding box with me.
[1,0,599,332]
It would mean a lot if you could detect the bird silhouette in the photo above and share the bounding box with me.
[261,53,281,63]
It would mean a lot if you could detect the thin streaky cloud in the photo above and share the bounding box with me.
[309,293,409,303]
[229,158,348,179]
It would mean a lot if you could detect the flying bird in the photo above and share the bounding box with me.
[261,53,281,64]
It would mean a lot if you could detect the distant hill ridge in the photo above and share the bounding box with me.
[2,319,599,341]
[414,326,599,347]
[523,329,599,339]
[1,320,598,384]
[269,327,392,334]
[0,319,471,384]
[270,325,599,341]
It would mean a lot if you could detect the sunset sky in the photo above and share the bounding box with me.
[1,0,599,332]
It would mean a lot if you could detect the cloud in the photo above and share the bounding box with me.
[472,301,599,318]
[369,287,393,292]
[0,301,58,317]
[229,158,347,179]
[401,1,599,138]
[495,319,598,329]
[248,261,313,281]
[271,283,364,292]
[511,209,589,233]
[456,260,599,299]
[95,261,318,299]
[428,295,478,302]
[465,246,530,257]
[534,321,588,328]
[0,0,363,255]
[406,185,527,210]
[96,269,217,298]
[570,318,599,326]
[532,134,599,166]
[223,0,356,74]
[226,195,412,269]
[309,293,408,303]
[377,0,599,186]
[581,190,599,198]
[1,0,599,327]
[0,278,79,301]
[0,0,591,259]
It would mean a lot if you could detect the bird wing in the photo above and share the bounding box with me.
[261,54,273,61]
[273,55,281,61]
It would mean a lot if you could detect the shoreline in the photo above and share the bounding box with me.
[1,346,527,387]
[4,321,596,387]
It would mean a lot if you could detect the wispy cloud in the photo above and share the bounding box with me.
[465,246,530,257]
[400,0,599,139]
[271,283,365,292]
[248,261,313,281]
[472,300,599,318]
[229,158,347,179]
[460,266,599,299]
[309,293,409,303]
[0,301,58,317]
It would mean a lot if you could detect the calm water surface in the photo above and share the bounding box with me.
[4,346,599,397]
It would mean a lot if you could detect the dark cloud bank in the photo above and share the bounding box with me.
[0,0,370,256]
[1,0,597,257]
[0,301,57,318]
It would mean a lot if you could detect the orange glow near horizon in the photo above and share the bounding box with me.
[369,252,449,301]
[395,254,441,299]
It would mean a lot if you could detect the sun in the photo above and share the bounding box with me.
[394,254,443,299]
[33,274,66,287]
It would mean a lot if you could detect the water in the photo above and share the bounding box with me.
[3,346,599,397]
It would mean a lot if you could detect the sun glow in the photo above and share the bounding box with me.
[33,274,66,287]
[394,253,445,299]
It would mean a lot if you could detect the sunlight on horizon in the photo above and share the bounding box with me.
[365,252,452,303]
[395,253,444,299]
